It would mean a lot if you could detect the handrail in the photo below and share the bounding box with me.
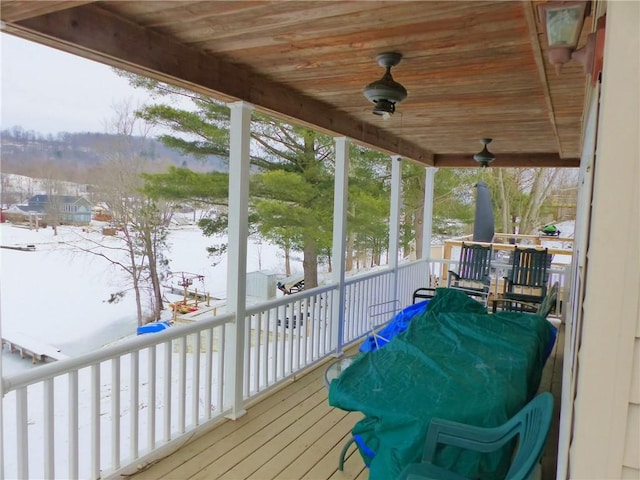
[3,313,235,393]
[344,265,395,285]
[443,238,573,257]
[244,283,336,316]
[451,232,575,244]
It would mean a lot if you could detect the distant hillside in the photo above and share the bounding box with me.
[0,127,227,181]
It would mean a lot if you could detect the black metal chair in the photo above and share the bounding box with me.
[499,247,552,311]
[493,282,559,318]
[446,242,493,304]
[412,287,436,304]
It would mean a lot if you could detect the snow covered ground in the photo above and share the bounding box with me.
[0,219,299,377]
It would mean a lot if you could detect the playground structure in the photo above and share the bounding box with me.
[164,272,212,320]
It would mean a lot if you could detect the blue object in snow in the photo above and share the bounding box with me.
[137,321,172,335]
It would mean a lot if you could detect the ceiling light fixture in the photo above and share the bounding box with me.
[537,1,590,74]
[363,52,408,119]
[473,138,496,168]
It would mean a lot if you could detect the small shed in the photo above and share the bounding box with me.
[246,270,278,300]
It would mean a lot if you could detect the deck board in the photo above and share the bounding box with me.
[132,361,328,478]
[205,391,334,480]
[541,321,565,479]
[128,323,563,480]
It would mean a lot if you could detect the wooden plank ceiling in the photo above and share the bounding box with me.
[0,1,594,167]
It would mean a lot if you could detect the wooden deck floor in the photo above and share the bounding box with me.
[128,324,564,480]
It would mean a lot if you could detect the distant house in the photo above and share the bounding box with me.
[1,204,32,224]
[20,195,92,225]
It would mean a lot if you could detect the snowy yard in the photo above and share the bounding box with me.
[0,220,295,376]
[1,219,309,479]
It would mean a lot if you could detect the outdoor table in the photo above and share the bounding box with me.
[323,355,356,390]
[327,288,555,480]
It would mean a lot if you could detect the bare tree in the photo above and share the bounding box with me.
[490,168,566,235]
[0,174,21,208]
[40,171,68,235]
[81,100,172,325]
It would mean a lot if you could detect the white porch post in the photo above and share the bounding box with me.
[421,167,437,260]
[224,101,252,419]
[330,137,349,353]
[389,156,402,302]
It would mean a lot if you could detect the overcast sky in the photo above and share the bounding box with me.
[1,34,155,136]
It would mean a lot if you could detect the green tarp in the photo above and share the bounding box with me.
[328,288,554,480]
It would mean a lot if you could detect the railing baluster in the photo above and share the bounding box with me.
[112,357,121,469]
[217,326,225,410]
[286,301,294,375]
[261,310,278,385]
[321,292,327,352]
[91,364,100,479]
[205,328,213,420]
[259,314,266,388]
[326,291,332,351]
[68,370,78,479]
[278,304,285,378]
[147,346,156,449]
[293,299,300,371]
[351,281,358,340]
[130,351,139,459]
[244,315,251,397]
[301,298,308,363]
[163,340,172,442]
[313,295,318,359]
[44,378,55,478]
[178,336,186,434]
[253,315,260,394]
[16,387,28,479]
[192,332,200,426]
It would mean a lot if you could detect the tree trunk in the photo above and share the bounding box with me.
[147,244,163,321]
[284,245,291,276]
[520,169,559,234]
[346,233,354,271]
[496,169,511,234]
[123,229,145,326]
[414,206,425,259]
[133,271,144,327]
[303,239,318,289]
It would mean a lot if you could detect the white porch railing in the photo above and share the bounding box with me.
[243,285,336,398]
[2,314,235,480]
[1,255,566,479]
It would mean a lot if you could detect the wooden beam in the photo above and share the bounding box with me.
[0,1,95,22]
[431,153,580,168]
[522,2,564,157]
[2,3,435,164]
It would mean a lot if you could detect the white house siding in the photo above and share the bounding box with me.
[569,2,640,479]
